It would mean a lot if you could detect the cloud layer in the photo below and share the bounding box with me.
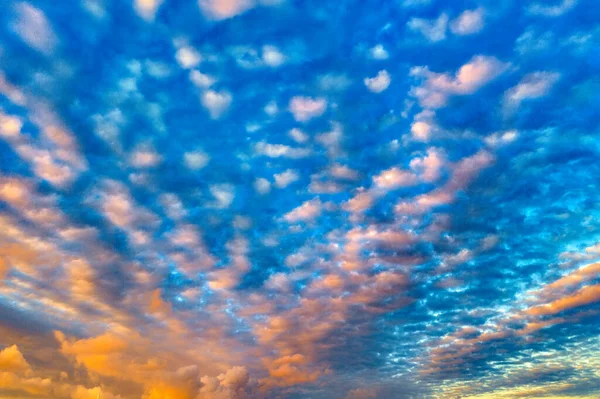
[0,0,599,398]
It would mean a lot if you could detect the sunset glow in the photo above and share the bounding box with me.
[0,0,599,398]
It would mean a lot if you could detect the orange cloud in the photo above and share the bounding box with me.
[526,284,600,316]
[0,345,31,373]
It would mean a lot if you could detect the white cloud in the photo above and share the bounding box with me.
[284,198,322,222]
[160,193,186,220]
[130,144,161,168]
[264,101,279,116]
[503,72,560,114]
[202,90,232,119]
[408,13,448,42]
[198,0,253,19]
[210,184,235,208]
[11,3,57,54]
[411,120,434,141]
[410,148,445,182]
[289,96,327,122]
[373,167,417,190]
[254,177,271,194]
[93,109,124,151]
[134,0,163,21]
[514,29,554,55]
[274,169,299,188]
[316,122,343,154]
[329,164,358,180]
[364,70,391,93]
[198,0,281,20]
[190,70,216,88]
[254,141,311,158]
[527,0,577,17]
[176,46,202,69]
[484,130,518,147]
[184,150,210,170]
[450,8,484,35]
[411,55,509,108]
[145,61,171,79]
[369,44,389,60]
[262,45,286,67]
[288,128,309,144]
[506,72,560,101]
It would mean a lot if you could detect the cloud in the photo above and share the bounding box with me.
[503,72,560,115]
[264,101,279,116]
[407,13,448,42]
[0,113,22,139]
[0,345,31,373]
[396,150,494,214]
[198,0,253,20]
[184,150,210,170]
[254,177,271,194]
[262,45,286,67]
[202,90,232,119]
[289,97,327,122]
[265,354,320,387]
[409,148,445,182]
[527,0,577,17]
[329,164,358,180]
[210,184,235,208]
[274,169,300,188]
[198,0,282,20]
[373,167,417,190]
[176,46,202,69]
[289,128,309,144]
[0,110,88,187]
[450,8,484,35]
[190,70,216,88]
[284,199,322,222]
[364,70,391,93]
[411,55,509,108]
[130,144,162,168]
[344,191,374,213]
[254,141,311,158]
[369,44,389,60]
[345,388,377,399]
[1,1,599,398]
[11,2,57,54]
[411,119,435,142]
[484,130,518,147]
[134,0,163,21]
[526,284,600,316]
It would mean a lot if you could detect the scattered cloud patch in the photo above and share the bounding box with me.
[408,13,448,42]
[364,70,391,93]
[451,8,485,35]
[289,96,327,122]
[202,90,232,119]
[184,150,210,170]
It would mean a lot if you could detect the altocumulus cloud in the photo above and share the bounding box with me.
[0,0,599,398]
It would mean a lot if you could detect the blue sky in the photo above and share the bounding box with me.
[0,0,599,398]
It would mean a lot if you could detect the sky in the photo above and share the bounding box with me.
[0,0,599,398]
